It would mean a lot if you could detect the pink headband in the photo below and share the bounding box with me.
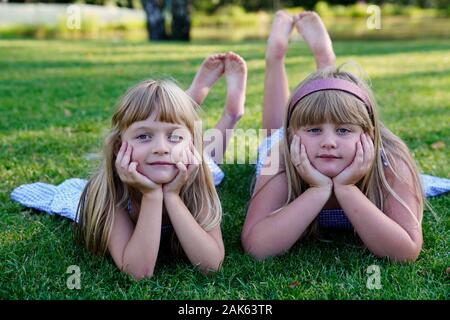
[288,78,373,123]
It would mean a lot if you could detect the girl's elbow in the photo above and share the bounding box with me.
[395,245,422,263]
[131,271,154,281]
[197,248,225,274]
[376,243,422,263]
[201,265,221,274]
[130,268,155,281]
[199,257,224,274]
[241,230,256,256]
[390,252,420,263]
[211,255,225,273]
[241,233,257,258]
[399,240,422,262]
[121,263,155,281]
[241,224,279,260]
[248,250,271,261]
[241,234,271,261]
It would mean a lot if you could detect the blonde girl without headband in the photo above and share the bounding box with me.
[75,79,223,279]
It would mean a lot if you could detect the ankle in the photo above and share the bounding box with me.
[265,38,289,61]
[265,53,286,66]
[265,46,288,62]
[222,110,244,124]
[265,53,286,63]
[187,84,207,105]
[315,51,336,70]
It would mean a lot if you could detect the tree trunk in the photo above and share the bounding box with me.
[273,0,281,11]
[171,0,190,41]
[141,0,167,41]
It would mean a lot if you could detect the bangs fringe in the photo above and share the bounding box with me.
[291,90,371,130]
[114,79,198,132]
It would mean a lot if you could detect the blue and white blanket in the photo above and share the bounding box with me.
[10,134,450,222]
[11,155,224,222]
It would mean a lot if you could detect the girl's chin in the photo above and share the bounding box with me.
[152,178,172,184]
[315,166,345,178]
[147,173,177,184]
[139,169,178,184]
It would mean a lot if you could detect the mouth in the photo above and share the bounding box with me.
[148,161,175,166]
[317,155,342,159]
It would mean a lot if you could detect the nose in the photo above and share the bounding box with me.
[152,136,170,155]
[320,131,337,150]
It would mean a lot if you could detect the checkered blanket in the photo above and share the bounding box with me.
[11,155,224,222]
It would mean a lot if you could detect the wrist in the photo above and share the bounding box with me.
[307,183,333,200]
[333,183,357,194]
[163,190,180,200]
[162,184,181,196]
[163,192,181,207]
[142,188,163,200]
[308,179,333,191]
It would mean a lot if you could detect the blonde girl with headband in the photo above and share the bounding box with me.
[75,52,247,280]
[241,11,424,262]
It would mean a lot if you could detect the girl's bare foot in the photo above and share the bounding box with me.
[266,10,295,61]
[223,52,247,121]
[294,11,336,70]
[187,53,225,105]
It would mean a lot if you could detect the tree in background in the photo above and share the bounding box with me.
[5,0,191,41]
[141,0,167,40]
[5,0,447,39]
[191,0,356,12]
[172,0,190,41]
[141,0,190,41]
[190,0,445,12]
[6,0,446,9]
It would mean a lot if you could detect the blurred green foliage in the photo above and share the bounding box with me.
[6,0,450,12]
[1,1,449,40]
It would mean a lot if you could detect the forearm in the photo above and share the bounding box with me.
[164,194,224,272]
[244,186,331,259]
[122,192,163,278]
[334,185,421,262]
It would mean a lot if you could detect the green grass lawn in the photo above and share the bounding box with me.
[0,38,449,299]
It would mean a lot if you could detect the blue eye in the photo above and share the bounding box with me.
[337,128,351,134]
[136,134,151,141]
[169,134,183,143]
[307,128,321,133]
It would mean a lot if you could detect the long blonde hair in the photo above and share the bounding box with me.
[281,64,424,234]
[74,79,222,256]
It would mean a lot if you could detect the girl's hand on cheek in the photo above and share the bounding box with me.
[290,135,333,189]
[163,143,200,196]
[115,141,161,195]
[170,139,191,164]
[333,133,375,187]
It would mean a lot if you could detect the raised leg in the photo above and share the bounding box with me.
[186,53,225,106]
[294,11,336,71]
[208,52,247,163]
[262,10,295,133]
